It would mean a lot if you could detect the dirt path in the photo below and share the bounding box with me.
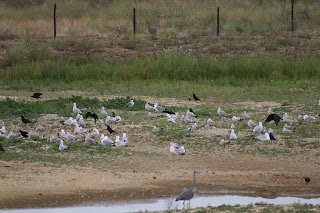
[1,153,319,209]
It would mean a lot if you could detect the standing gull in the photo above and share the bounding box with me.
[243,111,251,120]
[248,119,258,128]
[36,125,45,132]
[100,106,108,118]
[0,124,6,134]
[170,142,185,155]
[267,108,274,116]
[207,118,216,129]
[229,129,237,140]
[217,107,230,118]
[115,135,126,147]
[152,126,163,133]
[73,103,82,114]
[283,113,294,120]
[145,103,156,111]
[59,140,69,151]
[186,110,197,118]
[255,132,270,141]
[124,100,134,108]
[85,134,98,145]
[154,103,165,112]
[122,133,128,145]
[7,132,19,139]
[148,112,156,119]
[50,136,63,143]
[100,134,114,146]
[232,116,241,122]
[252,122,263,133]
[220,139,230,145]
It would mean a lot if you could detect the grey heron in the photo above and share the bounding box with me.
[175,171,199,208]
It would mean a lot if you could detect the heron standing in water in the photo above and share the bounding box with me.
[175,171,199,209]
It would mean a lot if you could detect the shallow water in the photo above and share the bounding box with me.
[2,195,320,213]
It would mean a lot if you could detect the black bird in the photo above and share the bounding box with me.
[163,109,176,115]
[269,133,276,141]
[193,93,202,102]
[265,113,283,126]
[31,93,42,99]
[19,130,28,138]
[107,125,116,134]
[85,112,93,119]
[20,116,31,125]
[189,108,196,114]
[0,143,4,151]
[85,112,99,124]
[304,177,311,183]
[111,112,116,117]
[91,113,99,124]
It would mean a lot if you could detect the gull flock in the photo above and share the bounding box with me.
[0,96,319,155]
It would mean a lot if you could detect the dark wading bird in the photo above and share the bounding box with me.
[265,113,283,126]
[175,171,199,209]
[31,93,42,99]
[193,93,202,102]
[19,130,28,138]
[107,125,116,134]
[20,116,31,125]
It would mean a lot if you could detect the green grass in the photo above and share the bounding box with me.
[0,137,161,166]
[1,51,320,83]
[0,96,150,119]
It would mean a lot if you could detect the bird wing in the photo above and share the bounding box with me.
[176,188,194,201]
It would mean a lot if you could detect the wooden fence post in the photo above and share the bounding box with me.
[291,0,294,32]
[217,6,220,36]
[133,7,136,34]
[54,3,57,38]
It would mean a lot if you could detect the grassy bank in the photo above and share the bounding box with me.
[161,203,320,213]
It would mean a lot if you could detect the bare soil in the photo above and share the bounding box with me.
[1,154,320,209]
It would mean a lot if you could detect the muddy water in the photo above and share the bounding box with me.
[2,195,320,213]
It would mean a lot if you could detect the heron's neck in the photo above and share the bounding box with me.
[193,172,197,189]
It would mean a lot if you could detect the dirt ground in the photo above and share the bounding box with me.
[1,95,320,210]
[1,154,320,209]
